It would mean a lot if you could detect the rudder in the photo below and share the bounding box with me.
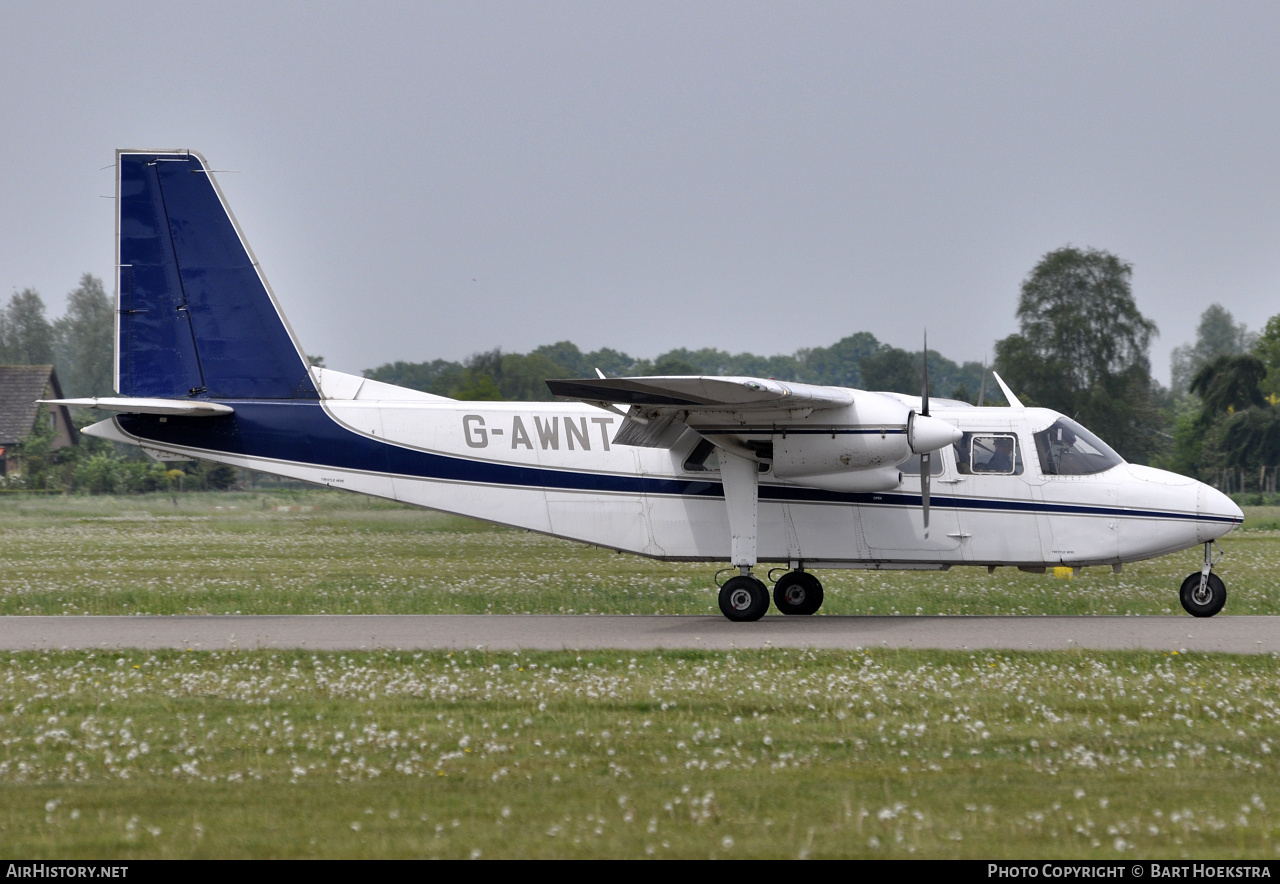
[116,149,317,400]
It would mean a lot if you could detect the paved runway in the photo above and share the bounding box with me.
[0,614,1276,654]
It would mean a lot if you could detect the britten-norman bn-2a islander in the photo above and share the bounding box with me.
[49,150,1245,621]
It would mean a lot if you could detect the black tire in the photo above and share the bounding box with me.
[719,575,770,622]
[773,571,824,615]
[1179,572,1226,617]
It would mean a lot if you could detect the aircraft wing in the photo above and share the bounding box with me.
[546,376,854,410]
[548,376,856,449]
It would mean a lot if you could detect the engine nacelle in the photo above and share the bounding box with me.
[778,467,903,493]
[772,428,911,478]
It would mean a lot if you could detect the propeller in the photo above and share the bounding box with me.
[920,332,931,534]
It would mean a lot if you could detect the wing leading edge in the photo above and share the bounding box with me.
[546,376,855,410]
[548,375,858,450]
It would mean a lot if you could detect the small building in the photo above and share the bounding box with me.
[0,365,78,477]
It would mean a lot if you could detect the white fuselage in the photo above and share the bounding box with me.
[93,369,1242,572]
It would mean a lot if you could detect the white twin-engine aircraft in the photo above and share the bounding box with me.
[49,150,1244,621]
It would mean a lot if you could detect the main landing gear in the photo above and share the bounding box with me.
[1180,541,1227,618]
[717,569,825,621]
[772,570,824,615]
[713,447,825,620]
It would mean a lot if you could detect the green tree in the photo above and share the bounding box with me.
[495,351,566,400]
[0,288,55,365]
[74,452,121,494]
[532,341,591,377]
[859,345,919,393]
[1159,353,1275,483]
[1170,304,1255,396]
[1189,354,1267,421]
[584,347,640,378]
[52,274,114,397]
[8,404,59,489]
[645,354,701,376]
[364,359,465,396]
[1253,313,1280,401]
[994,246,1162,461]
[183,460,238,491]
[1215,406,1280,479]
[797,332,880,387]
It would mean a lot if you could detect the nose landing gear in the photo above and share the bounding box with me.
[1180,541,1226,617]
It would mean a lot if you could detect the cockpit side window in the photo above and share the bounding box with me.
[953,432,1023,475]
[1033,417,1123,476]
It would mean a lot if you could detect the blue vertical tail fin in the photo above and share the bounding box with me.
[116,149,317,400]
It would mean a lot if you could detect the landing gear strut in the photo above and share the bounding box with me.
[1180,541,1226,617]
[772,570,824,615]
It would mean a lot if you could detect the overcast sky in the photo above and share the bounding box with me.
[3,1,1278,384]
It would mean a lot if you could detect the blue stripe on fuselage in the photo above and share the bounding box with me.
[117,401,1238,525]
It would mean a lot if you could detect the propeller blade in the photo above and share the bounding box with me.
[921,451,931,534]
[921,330,930,417]
[921,331,931,534]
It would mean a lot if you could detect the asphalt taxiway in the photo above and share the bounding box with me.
[0,614,1276,654]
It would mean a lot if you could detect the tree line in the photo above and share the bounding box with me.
[367,246,1280,493]
[366,336,993,407]
[2,274,114,398]
[0,275,240,493]
[987,248,1280,494]
[7,250,1279,497]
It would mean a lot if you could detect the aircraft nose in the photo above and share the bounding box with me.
[1197,482,1244,542]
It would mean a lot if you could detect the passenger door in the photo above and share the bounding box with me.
[951,430,1047,563]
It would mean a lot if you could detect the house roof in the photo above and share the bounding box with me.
[0,365,63,445]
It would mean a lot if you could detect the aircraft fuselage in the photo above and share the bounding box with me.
[91,377,1240,572]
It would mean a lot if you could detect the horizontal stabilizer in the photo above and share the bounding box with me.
[41,397,234,416]
[547,376,853,410]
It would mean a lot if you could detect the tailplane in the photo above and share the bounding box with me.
[115,149,317,400]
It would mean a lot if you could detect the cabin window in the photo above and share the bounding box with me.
[683,438,770,473]
[684,438,721,472]
[953,432,1023,475]
[896,453,944,476]
[1033,417,1123,476]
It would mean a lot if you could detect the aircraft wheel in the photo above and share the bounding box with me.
[719,575,770,622]
[773,571,824,615]
[1179,572,1226,618]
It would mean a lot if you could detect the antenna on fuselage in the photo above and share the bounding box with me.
[977,356,987,407]
[992,371,1024,409]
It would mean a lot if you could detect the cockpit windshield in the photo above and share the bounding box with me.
[1033,417,1124,476]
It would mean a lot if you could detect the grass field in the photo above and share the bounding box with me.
[1,647,1277,859]
[1,490,1278,617]
[1,490,1278,858]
